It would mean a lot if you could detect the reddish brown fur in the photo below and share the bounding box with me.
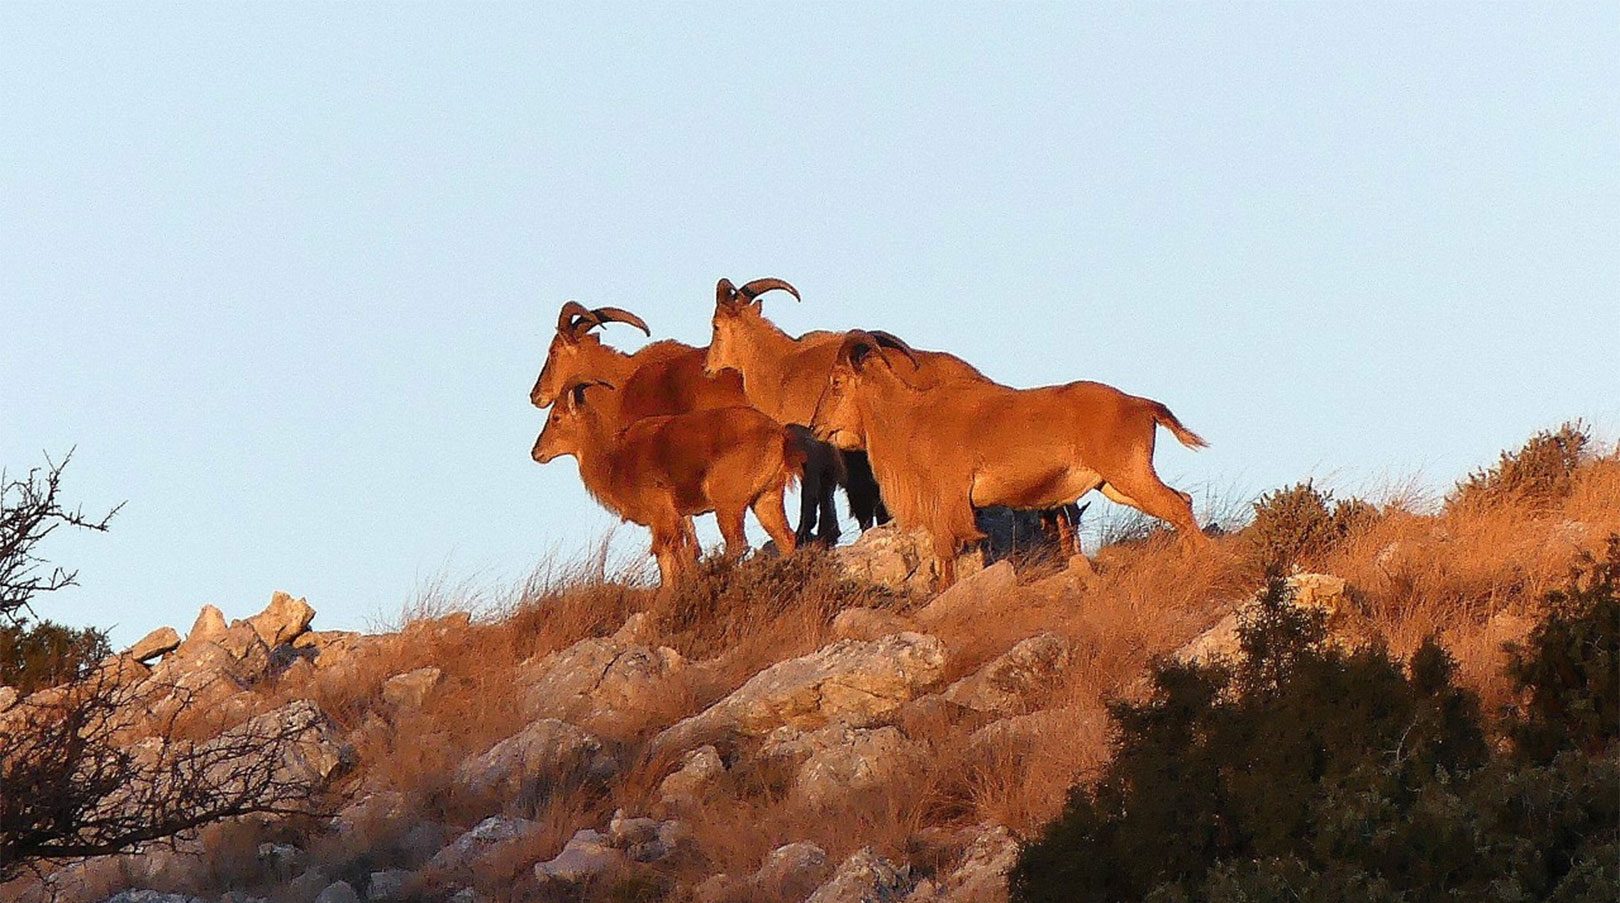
[534,382,803,585]
[529,303,846,544]
[811,331,1209,589]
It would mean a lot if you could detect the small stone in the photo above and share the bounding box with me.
[246,591,317,646]
[366,869,412,902]
[657,745,726,811]
[942,633,1072,716]
[533,828,624,883]
[915,561,1017,628]
[381,667,442,708]
[807,847,913,903]
[753,841,833,899]
[831,607,920,641]
[184,604,230,648]
[129,626,181,662]
[313,881,360,903]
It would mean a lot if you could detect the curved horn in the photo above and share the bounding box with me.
[866,330,921,369]
[589,306,651,337]
[735,277,801,303]
[556,300,600,337]
[836,330,883,369]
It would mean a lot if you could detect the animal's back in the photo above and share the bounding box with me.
[621,345,749,419]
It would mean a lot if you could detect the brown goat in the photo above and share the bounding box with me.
[704,277,990,529]
[810,331,1210,589]
[529,301,846,545]
[533,380,802,585]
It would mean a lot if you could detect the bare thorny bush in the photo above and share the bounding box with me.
[0,671,338,881]
[0,453,339,883]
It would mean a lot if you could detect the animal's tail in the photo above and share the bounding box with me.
[780,425,811,489]
[1148,401,1209,450]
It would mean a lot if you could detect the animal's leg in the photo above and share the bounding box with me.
[1099,483,1142,510]
[1055,505,1080,558]
[752,485,797,556]
[795,466,820,546]
[843,451,885,531]
[1104,467,1207,549]
[931,535,960,593]
[816,465,842,546]
[717,506,749,561]
[651,533,678,587]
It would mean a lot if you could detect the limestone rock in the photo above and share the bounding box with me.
[753,841,834,900]
[519,635,687,728]
[215,623,272,682]
[381,667,442,708]
[128,626,181,662]
[651,632,946,756]
[533,828,624,884]
[246,591,317,646]
[915,562,1016,629]
[181,604,229,650]
[292,630,372,672]
[97,893,209,903]
[807,847,913,903]
[657,744,726,812]
[366,870,413,902]
[257,841,309,880]
[456,718,615,801]
[1174,573,1358,668]
[203,699,349,793]
[761,724,926,808]
[831,607,921,642]
[313,882,361,903]
[429,816,540,873]
[836,524,984,590]
[0,686,15,713]
[942,633,1071,716]
[921,825,1019,903]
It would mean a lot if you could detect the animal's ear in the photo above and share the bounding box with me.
[567,379,617,408]
[715,278,739,311]
[847,339,887,374]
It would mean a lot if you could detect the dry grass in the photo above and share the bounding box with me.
[140,433,1620,902]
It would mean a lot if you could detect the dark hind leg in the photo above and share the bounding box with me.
[816,476,841,546]
[795,465,820,546]
[843,451,887,530]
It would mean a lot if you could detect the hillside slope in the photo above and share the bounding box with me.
[6,434,1617,903]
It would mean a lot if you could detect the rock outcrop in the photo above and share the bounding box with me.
[652,632,947,756]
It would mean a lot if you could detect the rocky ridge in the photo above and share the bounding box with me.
[4,525,1375,903]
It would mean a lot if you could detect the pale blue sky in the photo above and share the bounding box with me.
[3,4,1616,647]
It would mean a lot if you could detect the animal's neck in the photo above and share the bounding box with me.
[584,348,640,385]
[732,324,798,420]
[857,379,928,523]
[571,419,628,512]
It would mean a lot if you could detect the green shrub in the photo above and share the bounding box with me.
[1243,482,1377,573]
[1453,421,1590,508]
[0,618,110,694]
[1010,576,1618,902]
[1507,535,1620,762]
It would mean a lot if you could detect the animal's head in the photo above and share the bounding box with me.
[811,330,919,451]
[533,379,617,463]
[704,277,801,377]
[530,302,649,408]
